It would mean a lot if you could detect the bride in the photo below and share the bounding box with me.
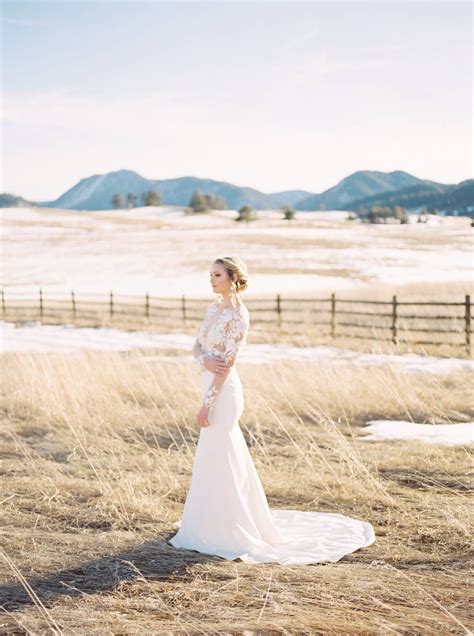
[169,256,375,565]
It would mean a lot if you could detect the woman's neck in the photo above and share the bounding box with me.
[219,294,241,308]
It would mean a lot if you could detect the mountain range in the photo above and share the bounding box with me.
[1,169,472,214]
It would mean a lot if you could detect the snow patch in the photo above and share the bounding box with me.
[362,420,473,446]
[1,321,473,376]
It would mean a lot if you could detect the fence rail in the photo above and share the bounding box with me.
[0,288,471,355]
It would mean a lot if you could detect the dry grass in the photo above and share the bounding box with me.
[1,216,165,232]
[0,351,472,634]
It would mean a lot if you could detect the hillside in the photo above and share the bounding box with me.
[294,170,429,210]
[38,171,314,211]
[0,193,37,208]
[347,179,474,215]
[1,169,461,213]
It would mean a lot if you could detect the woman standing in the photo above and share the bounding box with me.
[169,256,375,565]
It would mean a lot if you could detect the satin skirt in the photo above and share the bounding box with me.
[168,368,375,565]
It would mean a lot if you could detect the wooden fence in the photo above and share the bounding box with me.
[0,289,471,354]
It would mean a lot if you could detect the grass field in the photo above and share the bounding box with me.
[1,351,472,634]
[1,205,472,633]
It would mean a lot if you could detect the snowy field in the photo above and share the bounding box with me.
[2,319,474,374]
[1,206,472,297]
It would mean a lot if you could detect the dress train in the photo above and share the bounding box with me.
[169,366,375,565]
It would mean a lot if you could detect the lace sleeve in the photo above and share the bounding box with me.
[192,304,212,371]
[202,308,249,412]
[192,339,208,372]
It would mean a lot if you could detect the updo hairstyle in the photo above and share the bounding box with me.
[214,256,249,293]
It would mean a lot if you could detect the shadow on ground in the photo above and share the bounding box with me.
[1,533,226,612]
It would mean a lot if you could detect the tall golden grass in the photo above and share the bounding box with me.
[1,351,472,634]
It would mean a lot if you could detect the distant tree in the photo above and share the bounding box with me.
[236,205,257,223]
[367,209,377,223]
[356,204,408,224]
[394,206,409,224]
[382,206,393,223]
[400,212,409,224]
[393,205,404,219]
[216,195,227,209]
[186,190,227,213]
[189,190,210,213]
[417,210,429,223]
[355,206,369,221]
[126,193,137,209]
[372,205,384,222]
[205,193,227,210]
[112,193,125,209]
[281,205,295,220]
[142,190,161,206]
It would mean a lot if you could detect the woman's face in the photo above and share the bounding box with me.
[209,263,233,294]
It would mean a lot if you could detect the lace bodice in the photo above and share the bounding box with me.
[192,298,250,411]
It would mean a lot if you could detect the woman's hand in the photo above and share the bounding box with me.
[197,404,210,428]
[203,356,232,375]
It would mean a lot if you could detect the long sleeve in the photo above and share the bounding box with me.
[192,338,209,372]
[202,308,249,412]
[192,304,212,372]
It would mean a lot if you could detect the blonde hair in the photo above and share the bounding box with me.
[214,256,249,293]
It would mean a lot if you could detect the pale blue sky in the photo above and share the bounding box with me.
[2,1,472,201]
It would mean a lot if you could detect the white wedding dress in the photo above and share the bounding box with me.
[168,298,375,565]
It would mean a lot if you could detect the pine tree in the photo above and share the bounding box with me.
[281,205,295,220]
[142,190,161,206]
[236,205,257,223]
[112,193,125,209]
[189,190,209,213]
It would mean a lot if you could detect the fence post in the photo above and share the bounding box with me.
[331,293,336,338]
[181,295,186,323]
[109,291,114,318]
[1,289,5,317]
[71,290,76,319]
[465,294,471,356]
[391,295,398,345]
[39,288,43,319]
[145,293,150,319]
[276,294,281,327]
